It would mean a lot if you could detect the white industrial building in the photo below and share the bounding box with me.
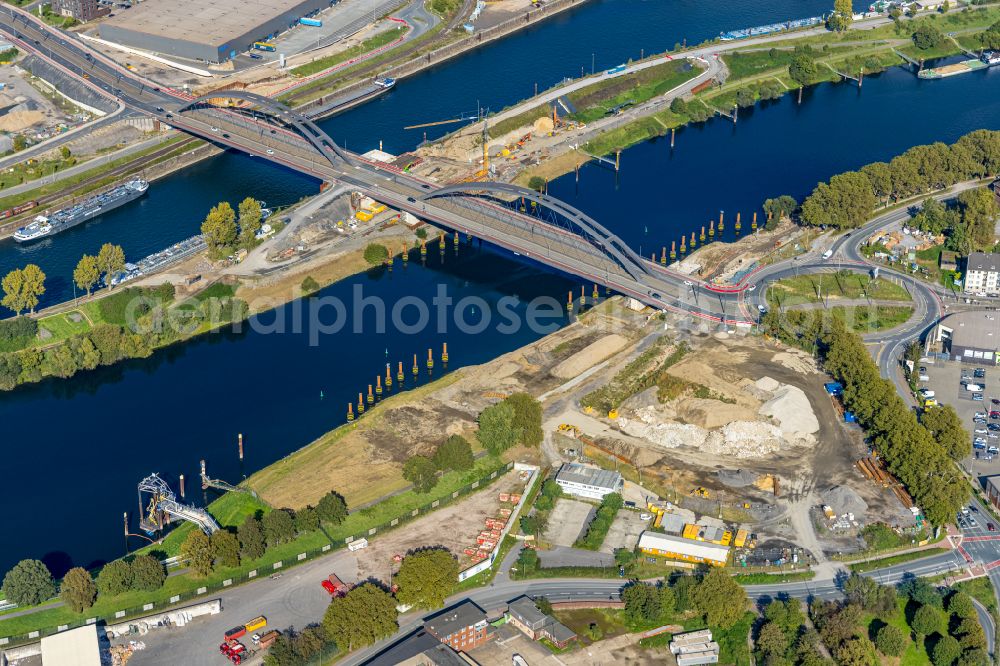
[637,531,730,566]
[554,463,623,500]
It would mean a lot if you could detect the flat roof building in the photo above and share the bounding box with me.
[554,463,623,500]
[98,0,334,63]
[933,311,1000,366]
[40,625,103,666]
[964,252,1000,296]
[638,531,730,566]
[506,597,577,648]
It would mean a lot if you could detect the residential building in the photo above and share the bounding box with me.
[637,531,730,566]
[53,0,109,22]
[986,476,1000,512]
[506,597,577,648]
[554,463,623,500]
[932,311,1000,365]
[964,252,1000,295]
[424,601,492,653]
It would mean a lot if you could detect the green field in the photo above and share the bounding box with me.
[291,27,406,77]
[830,305,915,333]
[567,61,700,123]
[767,272,912,307]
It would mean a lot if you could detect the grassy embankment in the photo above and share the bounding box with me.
[527,5,1000,165]
[766,273,915,332]
[290,27,409,78]
[846,547,950,574]
[0,135,195,211]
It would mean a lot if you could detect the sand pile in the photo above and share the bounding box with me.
[551,334,628,379]
[758,380,819,439]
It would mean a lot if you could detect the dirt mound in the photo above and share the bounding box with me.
[717,469,758,488]
[675,398,759,429]
[618,407,706,449]
[821,485,868,519]
[759,384,819,439]
[551,334,628,379]
[771,351,819,375]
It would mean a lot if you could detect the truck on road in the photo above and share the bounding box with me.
[322,573,351,597]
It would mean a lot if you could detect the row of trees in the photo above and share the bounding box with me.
[181,491,349,577]
[477,392,543,455]
[1,264,44,315]
[402,433,475,494]
[622,568,749,631]
[73,243,126,296]
[800,129,1000,230]
[763,315,967,525]
[1,554,166,613]
[908,191,999,256]
[201,198,263,255]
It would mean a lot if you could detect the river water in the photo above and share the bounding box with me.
[3,0,993,576]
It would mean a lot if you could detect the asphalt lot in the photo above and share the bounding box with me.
[920,360,1000,486]
[599,510,649,554]
[543,499,594,548]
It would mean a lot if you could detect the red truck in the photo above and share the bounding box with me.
[320,573,350,597]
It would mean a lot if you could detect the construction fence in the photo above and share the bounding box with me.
[0,461,514,649]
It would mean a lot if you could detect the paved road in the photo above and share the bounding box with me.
[0,103,127,172]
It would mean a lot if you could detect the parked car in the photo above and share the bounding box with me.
[989,523,996,532]
[975,393,985,401]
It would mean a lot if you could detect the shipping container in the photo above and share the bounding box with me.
[225,626,247,641]
[253,42,276,52]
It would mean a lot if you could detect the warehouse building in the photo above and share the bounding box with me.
[933,311,1000,366]
[554,463,623,500]
[637,531,730,566]
[98,0,334,63]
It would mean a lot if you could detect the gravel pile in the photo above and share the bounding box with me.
[618,407,707,449]
[717,469,759,488]
[757,378,819,439]
[703,421,785,458]
[821,485,869,519]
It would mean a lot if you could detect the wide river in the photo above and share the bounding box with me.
[4,0,997,577]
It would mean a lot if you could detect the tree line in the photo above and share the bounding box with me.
[763,314,968,525]
[402,433,475,494]
[799,129,1000,231]
[1,553,167,614]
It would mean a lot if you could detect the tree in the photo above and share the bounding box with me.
[59,145,71,159]
[911,603,943,639]
[836,636,878,666]
[129,554,166,591]
[394,548,458,609]
[363,243,389,265]
[844,573,881,610]
[237,197,262,246]
[322,583,398,651]
[60,567,96,613]
[921,405,971,460]
[262,509,296,547]
[763,195,798,227]
[516,547,540,573]
[528,176,545,192]
[317,491,348,525]
[295,505,320,533]
[73,254,100,296]
[1,559,55,606]
[201,201,238,252]
[876,624,906,656]
[477,401,518,454]
[520,514,542,537]
[800,171,877,229]
[12,134,26,151]
[96,244,126,290]
[301,275,320,295]
[691,568,747,629]
[956,616,987,652]
[932,634,961,666]
[181,529,214,577]
[757,621,790,659]
[96,560,133,597]
[829,0,853,31]
[958,187,999,251]
[535,596,552,616]
[670,96,687,115]
[402,455,439,493]
[211,529,240,568]
[505,392,543,447]
[788,54,817,85]
[913,23,945,50]
[1,267,25,315]
[947,591,976,619]
[19,264,44,314]
[238,516,267,560]
[433,434,474,471]
[623,582,662,623]
[735,87,756,108]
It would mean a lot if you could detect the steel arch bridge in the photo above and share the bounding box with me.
[422,182,652,283]
[178,89,354,167]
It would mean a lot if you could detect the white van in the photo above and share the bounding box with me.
[967,384,983,392]
[919,389,935,398]
[823,249,833,259]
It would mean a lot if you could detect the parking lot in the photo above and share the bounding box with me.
[920,360,1000,484]
[599,510,650,554]
[543,498,595,548]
